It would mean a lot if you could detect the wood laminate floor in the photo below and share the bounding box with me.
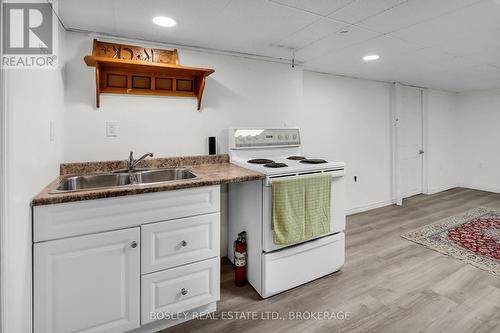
[162,188,500,333]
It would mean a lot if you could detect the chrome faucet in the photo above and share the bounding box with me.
[128,151,154,172]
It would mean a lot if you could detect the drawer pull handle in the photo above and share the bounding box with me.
[181,240,188,247]
[131,241,138,248]
[181,288,188,296]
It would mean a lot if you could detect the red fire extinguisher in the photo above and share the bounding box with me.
[234,231,247,287]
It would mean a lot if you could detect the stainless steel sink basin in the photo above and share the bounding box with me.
[53,173,131,192]
[133,168,197,184]
[51,168,198,193]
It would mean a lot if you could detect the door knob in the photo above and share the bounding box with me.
[131,241,138,248]
[419,149,424,154]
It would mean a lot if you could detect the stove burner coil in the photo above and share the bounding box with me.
[264,162,288,168]
[248,159,274,164]
[300,159,328,164]
[287,156,306,160]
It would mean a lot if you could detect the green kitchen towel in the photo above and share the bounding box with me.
[272,174,331,245]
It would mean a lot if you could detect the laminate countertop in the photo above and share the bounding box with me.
[32,154,264,206]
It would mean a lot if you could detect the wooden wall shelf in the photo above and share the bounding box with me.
[84,40,214,110]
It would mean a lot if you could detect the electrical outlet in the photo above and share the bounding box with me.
[106,121,118,137]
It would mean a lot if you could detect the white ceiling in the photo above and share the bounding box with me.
[57,0,500,92]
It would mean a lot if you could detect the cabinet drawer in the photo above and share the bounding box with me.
[262,232,345,298]
[141,257,220,325]
[34,185,220,242]
[141,213,220,273]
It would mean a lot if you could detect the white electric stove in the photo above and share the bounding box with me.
[227,127,346,298]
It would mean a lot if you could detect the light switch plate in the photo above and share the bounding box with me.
[106,121,118,137]
[49,120,55,142]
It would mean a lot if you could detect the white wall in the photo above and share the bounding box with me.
[2,20,66,333]
[302,71,394,213]
[64,32,303,162]
[424,89,460,194]
[458,88,500,192]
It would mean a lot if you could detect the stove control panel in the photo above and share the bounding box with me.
[231,128,300,148]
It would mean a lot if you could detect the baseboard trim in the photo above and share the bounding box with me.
[424,184,460,195]
[346,200,395,216]
[459,184,500,194]
[346,186,500,216]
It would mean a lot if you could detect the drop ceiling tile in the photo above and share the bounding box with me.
[351,34,421,55]
[58,0,119,34]
[61,0,319,55]
[438,64,500,80]
[392,1,500,51]
[275,18,348,50]
[445,64,500,81]
[306,57,401,83]
[59,0,235,42]
[304,36,460,87]
[58,0,500,92]
[296,25,380,61]
[269,0,355,15]
[303,35,421,82]
[430,55,487,72]
[397,46,456,65]
[440,37,500,58]
[419,65,500,91]
[329,0,408,24]
[357,0,483,33]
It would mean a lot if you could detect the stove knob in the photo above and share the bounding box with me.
[278,135,283,140]
[285,135,290,140]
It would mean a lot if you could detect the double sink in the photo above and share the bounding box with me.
[51,168,198,193]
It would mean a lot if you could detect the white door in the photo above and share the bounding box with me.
[396,85,424,201]
[34,228,140,333]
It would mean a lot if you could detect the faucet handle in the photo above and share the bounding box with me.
[128,151,134,166]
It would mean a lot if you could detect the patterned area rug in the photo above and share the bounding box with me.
[402,207,499,277]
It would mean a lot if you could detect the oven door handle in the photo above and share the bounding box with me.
[264,169,345,187]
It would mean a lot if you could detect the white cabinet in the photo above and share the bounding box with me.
[34,228,140,333]
[33,185,221,333]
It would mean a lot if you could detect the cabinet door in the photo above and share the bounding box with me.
[34,228,140,333]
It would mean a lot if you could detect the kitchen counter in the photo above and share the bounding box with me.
[32,154,264,206]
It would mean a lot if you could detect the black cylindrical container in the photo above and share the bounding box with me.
[208,137,216,155]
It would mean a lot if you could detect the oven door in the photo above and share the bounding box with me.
[262,169,346,252]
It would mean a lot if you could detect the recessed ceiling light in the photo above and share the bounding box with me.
[152,16,176,27]
[363,54,380,61]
